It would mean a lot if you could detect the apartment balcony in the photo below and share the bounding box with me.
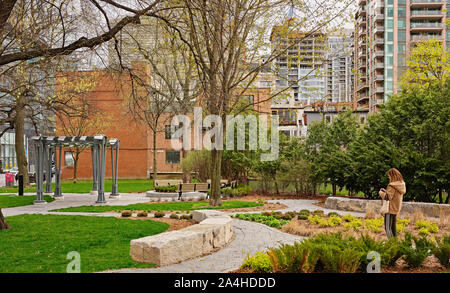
[373,98,385,106]
[410,22,443,31]
[357,83,369,92]
[358,6,367,17]
[411,9,445,19]
[373,38,384,46]
[374,87,384,94]
[375,62,385,69]
[359,0,367,6]
[358,18,367,27]
[373,26,385,34]
[358,50,367,58]
[375,75,384,81]
[410,0,445,9]
[373,51,384,58]
[358,39,367,47]
[356,96,369,103]
[411,34,443,42]
[374,14,384,23]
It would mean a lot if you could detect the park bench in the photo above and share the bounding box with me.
[155,179,182,187]
[207,179,229,188]
[177,182,210,200]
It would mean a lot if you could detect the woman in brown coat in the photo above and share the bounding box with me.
[379,168,406,238]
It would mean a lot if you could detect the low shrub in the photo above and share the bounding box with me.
[298,214,309,220]
[155,185,178,193]
[121,210,132,217]
[154,211,165,218]
[363,217,384,233]
[180,214,193,220]
[415,220,439,234]
[343,218,362,231]
[137,211,148,217]
[433,236,450,268]
[328,216,342,227]
[268,242,319,273]
[299,209,310,215]
[343,214,357,222]
[170,213,180,220]
[400,233,435,268]
[313,210,324,216]
[327,212,340,218]
[241,251,273,273]
[308,214,323,225]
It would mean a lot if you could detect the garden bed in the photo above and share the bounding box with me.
[236,232,450,273]
[233,210,449,241]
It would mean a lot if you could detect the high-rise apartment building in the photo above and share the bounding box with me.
[354,0,450,113]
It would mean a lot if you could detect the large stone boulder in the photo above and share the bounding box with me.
[130,210,234,266]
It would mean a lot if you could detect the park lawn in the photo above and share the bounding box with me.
[0,179,154,194]
[0,194,55,208]
[51,200,264,213]
[0,214,169,273]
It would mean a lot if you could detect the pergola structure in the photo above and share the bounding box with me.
[31,135,120,204]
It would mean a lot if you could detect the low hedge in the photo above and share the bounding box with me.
[155,185,178,193]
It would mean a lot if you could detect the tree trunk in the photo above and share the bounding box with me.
[181,149,188,182]
[438,188,443,204]
[0,209,10,230]
[152,129,157,182]
[14,99,30,187]
[209,148,222,206]
[332,183,337,196]
[445,191,449,204]
[73,149,79,183]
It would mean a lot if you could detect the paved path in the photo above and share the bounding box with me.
[2,193,364,273]
[103,219,304,273]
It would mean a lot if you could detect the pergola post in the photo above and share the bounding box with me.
[53,144,63,198]
[95,135,107,203]
[90,146,98,195]
[109,139,120,198]
[44,137,54,194]
[33,137,45,204]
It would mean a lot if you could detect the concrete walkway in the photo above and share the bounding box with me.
[103,219,304,273]
[2,193,364,273]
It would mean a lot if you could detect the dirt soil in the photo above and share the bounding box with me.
[118,216,196,231]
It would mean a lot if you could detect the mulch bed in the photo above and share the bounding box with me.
[117,216,196,231]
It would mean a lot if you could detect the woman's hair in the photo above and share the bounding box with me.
[386,168,403,182]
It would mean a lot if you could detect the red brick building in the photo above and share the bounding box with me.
[56,67,271,180]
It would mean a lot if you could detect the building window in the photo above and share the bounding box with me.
[165,125,181,139]
[165,151,180,164]
[0,132,17,171]
[65,151,74,167]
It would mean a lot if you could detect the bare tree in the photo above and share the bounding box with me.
[153,0,353,206]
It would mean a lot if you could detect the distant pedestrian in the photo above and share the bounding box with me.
[379,168,406,238]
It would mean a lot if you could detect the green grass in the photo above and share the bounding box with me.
[0,179,154,194]
[0,214,169,273]
[0,194,55,208]
[51,200,263,213]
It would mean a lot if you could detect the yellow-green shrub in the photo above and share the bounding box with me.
[343,214,357,222]
[343,218,362,231]
[416,220,439,233]
[364,217,384,233]
[241,251,272,273]
[308,214,323,225]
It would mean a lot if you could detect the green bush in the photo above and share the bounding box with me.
[180,214,193,220]
[327,212,340,218]
[298,209,310,216]
[298,214,309,220]
[433,236,450,268]
[400,233,435,268]
[121,210,132,217]
[137,211,148,217]
[170,213,180,220]
[313,210,324,216]
[241,251,273,273]
[343,214,357,222]
[154,211,165,218]
[268,242,319,273]
[155,185,178,193]
[415,220,439,233]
